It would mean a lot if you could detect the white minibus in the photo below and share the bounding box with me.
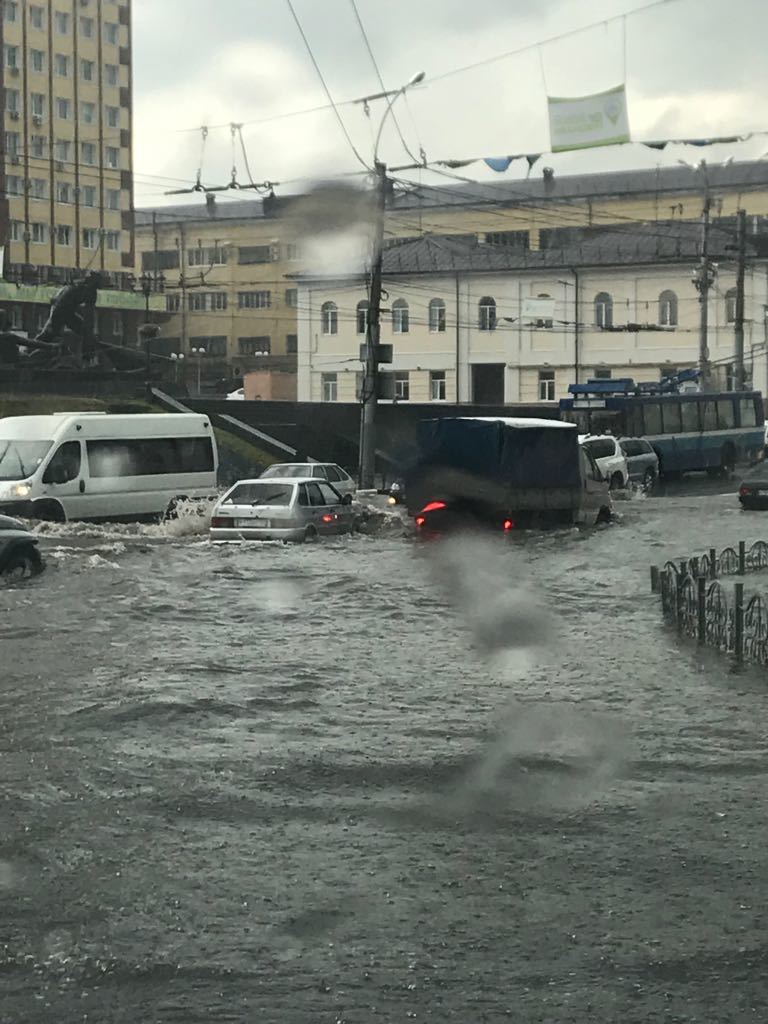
[0,412,218,522]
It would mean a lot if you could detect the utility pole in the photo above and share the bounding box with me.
[734,207,747,391]
[354,71,424,486]
[696,193,713,388]
[359,160,387,489]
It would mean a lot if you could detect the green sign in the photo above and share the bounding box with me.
[548,84,630,153]
[0,280,165,311]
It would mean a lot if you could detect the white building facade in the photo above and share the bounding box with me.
[297,232,768,406]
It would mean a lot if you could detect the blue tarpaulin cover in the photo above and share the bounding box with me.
[414,417,581,490]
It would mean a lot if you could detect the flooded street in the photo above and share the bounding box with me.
[4,487,768,1023]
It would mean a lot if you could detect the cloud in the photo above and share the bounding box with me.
[131,0,768,206]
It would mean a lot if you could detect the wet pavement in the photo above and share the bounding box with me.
[3,484,768,1022]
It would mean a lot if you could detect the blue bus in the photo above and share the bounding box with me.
[559,375,765,477]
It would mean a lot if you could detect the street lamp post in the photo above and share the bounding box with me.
[357,71,425,489]
[138,271,153,380]
[191,346,205,395]
[170,351,185,385]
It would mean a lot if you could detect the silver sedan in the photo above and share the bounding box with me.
[210,477,356,542]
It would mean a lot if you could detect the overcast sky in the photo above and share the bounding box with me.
[132,0,767,209]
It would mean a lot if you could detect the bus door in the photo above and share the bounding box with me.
[680,400,704,470]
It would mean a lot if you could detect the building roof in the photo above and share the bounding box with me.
[135,197,267,227]
[374,221,749,276]
[391,160,768,211]
[136,160,768,227]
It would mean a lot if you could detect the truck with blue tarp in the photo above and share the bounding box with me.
[404,416,611,533]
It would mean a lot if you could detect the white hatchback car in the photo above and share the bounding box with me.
[579,435,629,489]
[259,462,357,497]
[210,477,356,542]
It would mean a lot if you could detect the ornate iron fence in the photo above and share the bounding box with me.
[652,540,768,665]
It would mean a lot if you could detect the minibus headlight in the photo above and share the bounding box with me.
[11,483,31,497]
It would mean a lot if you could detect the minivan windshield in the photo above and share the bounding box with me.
[223,482,294,506]
[0,439,53,480]
[582,438,615,460]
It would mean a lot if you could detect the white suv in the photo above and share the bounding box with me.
[579,435,629,490]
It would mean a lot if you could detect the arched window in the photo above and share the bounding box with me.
[321,301,338,335]
[478,296,497,331]
[428,298,446,333]
[659,289,678,327]
[595,292,613,329]
[535,293,553,329]
[392,298,409,334]
[356,299,369,335]
[725,288,738,324]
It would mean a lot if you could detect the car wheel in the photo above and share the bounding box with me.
[720,444,736,478]
[643,468,656,492]
[32,500,65,523]
[609,472,624,490]
[2,546,43,581]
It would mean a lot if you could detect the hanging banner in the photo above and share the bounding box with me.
[548,84,630,153]
[521,296,555,320]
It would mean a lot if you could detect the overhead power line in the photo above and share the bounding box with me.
[174,0,688,138]
[428,0,688,83]
[347,0,423,166]
[283,0,370,170]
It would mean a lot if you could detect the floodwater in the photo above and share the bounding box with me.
[3,486,768,1022]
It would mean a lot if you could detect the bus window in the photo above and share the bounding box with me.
[680,401,700,433]
[700,401,717,431]
[716,399,735,430]
[643,403,662,435]
[625,405,644,437]
[739,397,759,427]
[662,403,682,434]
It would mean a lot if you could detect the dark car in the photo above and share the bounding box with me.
[618,437,660,490]
[0,514,44,581]
[738,463,768,509]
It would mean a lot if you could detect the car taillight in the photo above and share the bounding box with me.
[739,486,751,496]
[421,501,447,513]
[322,514,335,523]
[503,519,514,531]
[211,516,228,527]
[415,516,425,527]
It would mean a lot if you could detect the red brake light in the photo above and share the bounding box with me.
[739,486,751,496]
[211,516,228,528]
[503,519,514,531]
[322,514,335,522]
[415,516,425,527]
[421,501,447,513]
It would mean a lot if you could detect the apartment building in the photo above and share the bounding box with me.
[0,0,157,341]
[135,196,302,391]
[295,224,767,405]
[136,161,768,391]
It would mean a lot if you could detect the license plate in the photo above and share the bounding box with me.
[235,517,268,528]
[758,491,768,497]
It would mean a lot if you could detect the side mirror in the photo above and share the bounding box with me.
[341,493,352,505]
